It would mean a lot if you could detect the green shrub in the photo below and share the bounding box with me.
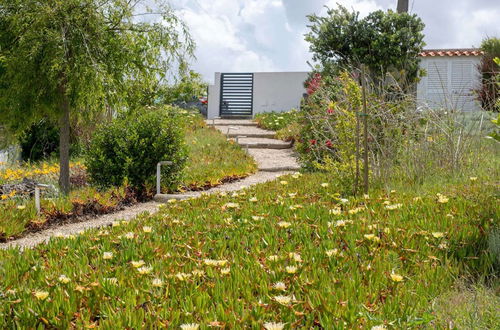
[85,107,187,194]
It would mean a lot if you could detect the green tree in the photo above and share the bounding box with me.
[305,5,425,89]
[0,0,194,193]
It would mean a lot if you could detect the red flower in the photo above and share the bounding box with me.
[306,73,322,95]
[327,108,334,115]
[310,139,317,145]
[325,140,332,148]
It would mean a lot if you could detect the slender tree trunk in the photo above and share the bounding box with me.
[397,0,409,13]
[59,85,71,195]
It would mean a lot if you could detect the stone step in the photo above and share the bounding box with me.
[206,119,257,126]
[247,148,300,171]
[237,137,292,149]
[214,125,275,138]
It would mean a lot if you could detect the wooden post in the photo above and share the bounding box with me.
[361,65,369,194]
[354,70,361,195]
[397,0,409,13]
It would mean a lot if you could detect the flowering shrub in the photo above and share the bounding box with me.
[297,72,361,191]
[254,110,301,132]
[85,106,187,194]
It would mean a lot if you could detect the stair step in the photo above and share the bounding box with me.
[207,119,257,126]
[214,125,275,138]
[238,138,292,149]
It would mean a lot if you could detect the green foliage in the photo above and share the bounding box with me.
[19,119,59,162]
[255,110,301,131]
[305,5,425,87]
[0,172,497,327]
[297,72,361,192]
[162,71,208,105]
[0,0,194,191]
[85,107,187,193]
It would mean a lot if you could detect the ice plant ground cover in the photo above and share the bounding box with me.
[0,172,497,328]
[0,115,256,239]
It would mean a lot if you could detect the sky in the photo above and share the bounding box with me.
[172,0,500,83]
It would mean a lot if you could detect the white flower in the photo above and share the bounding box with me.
[268,255,279,262]
[432,232,444,238]
[249,197,258,202]
[321,183,329,187]
[280,180,288,185]
[17,205,26,210]
[364,234,380,242]
[288,252,302,262]
[273,295,293,305]
[180,324,199,330]
[385,203,402,210]
[203,259,228,267]
[152,278,163,287]
[272,282,286,291]
[143,226,153,233]
[326,249,339,257]
[112,221,120,227]
[220,267,231,275]
[339,198,349,204]
[223,202,239,209]
[137,266,152,275]
[103,252,113,260]
[285,266,297,274]
[277,221,291,228]
[58,275,71,284]
[175,273,192,281]
[124,232,135,239]
[264,322,286,330]
[291,172,302,179]
[390,273,404,282]
[329,207,342,215]
[436,193,449,204]
[371,325,387,330]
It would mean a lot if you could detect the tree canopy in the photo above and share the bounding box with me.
[305,5,425,85]
[0,0,194,193]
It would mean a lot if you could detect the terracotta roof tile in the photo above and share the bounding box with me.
[419,48,483,57]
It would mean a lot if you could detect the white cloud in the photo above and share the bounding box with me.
[172,0,500,83]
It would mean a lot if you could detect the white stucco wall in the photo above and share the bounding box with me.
[252,72,308,115]
[206,71,308,119]
[417,56,482,111]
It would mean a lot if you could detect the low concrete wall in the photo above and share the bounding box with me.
[207,73,221,119]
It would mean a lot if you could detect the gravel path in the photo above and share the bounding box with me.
[1,121,298,250]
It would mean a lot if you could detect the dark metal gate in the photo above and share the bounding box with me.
[219,73,253,117]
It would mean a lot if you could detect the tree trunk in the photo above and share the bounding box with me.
[59,85,71,195]
[397,0,409,13]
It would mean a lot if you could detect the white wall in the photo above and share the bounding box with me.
[417,56,482,111]
[206,71,308,119]
[252,72,308,115]
[207,72,221,119]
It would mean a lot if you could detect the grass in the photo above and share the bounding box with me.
[0,172,497,328]
[182,126,256,190]
[0,115,256,240]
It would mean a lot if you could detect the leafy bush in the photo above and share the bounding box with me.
[85,107,187,194]
[297,72,360,191]
[18,119,59,162]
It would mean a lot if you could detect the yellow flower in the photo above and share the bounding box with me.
[291,172,301,179]
[223,202,239,209]
[103,252,113,260]
[264,322,286,330]
[371,325,387,330]
[289,252,302,262]
[436,193,449,204]
[143,226,153,233]
[249,197,258,202]
[220,267,231,275]
[432,232,445,238]
[274,295,293,305]
[285,266,297,274]
[34,291,49,300]
[17,205,26,210]
[131,260,146,268]
[180,324,199,330]
[58,275,71,284]
[204,259,228,267]
[390,273,404,282]
[321,183,329,188]
[280,180,288,185]
[124,232,135,239]
[277,221,291,228]
[268,255,279,262]
[175,272,191,281]
[1,195,7,200]
[469,177,478,181]
[364,234,380,242]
